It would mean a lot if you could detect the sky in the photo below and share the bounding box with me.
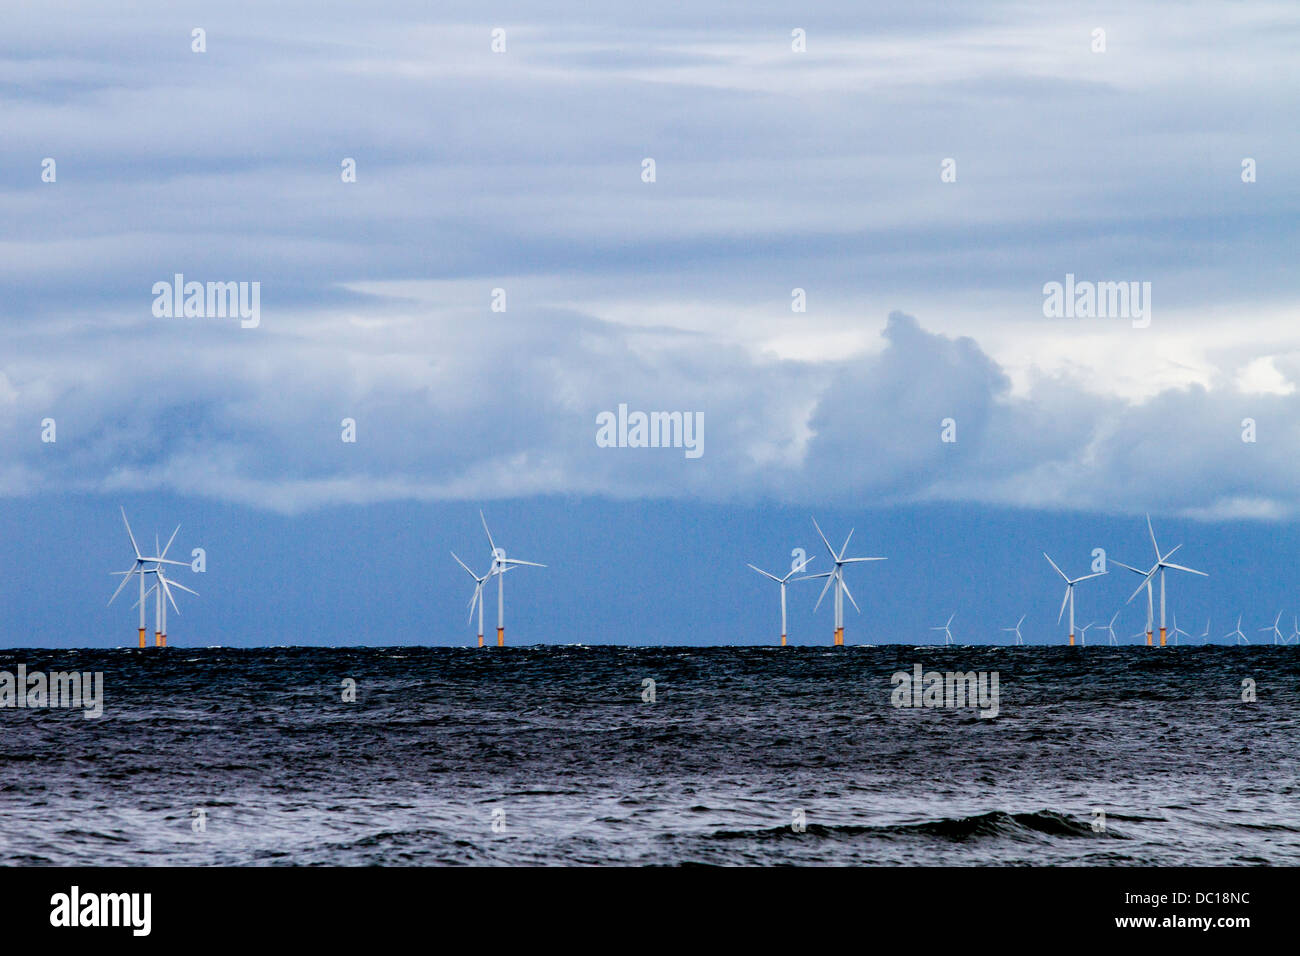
[1,1,1298,646]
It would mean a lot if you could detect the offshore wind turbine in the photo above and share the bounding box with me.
[748,555,813,646]
[1171,611,1190,646]
[1111,558,1156,645]
[107,508,189,648]
[1099,610,1121,645]
[1289,617,1300,645]
[134,564,197,647]
[451,551,505,647]
[1001,614,1025,646]
[479,511,545,647]
[1259,611,1284,645]
[1122,516,1207,646]
[796,517,886,646]
[150,532,196,647]
[1225,616,1248,645]
[931,613,955,646]
[1043,553,1106,646]
[1078,621,1095,646]
[1200,618,1211,644]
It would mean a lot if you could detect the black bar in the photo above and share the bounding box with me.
[1,865,1278,943]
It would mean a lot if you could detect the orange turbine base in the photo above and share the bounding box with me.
[497,627,504,647]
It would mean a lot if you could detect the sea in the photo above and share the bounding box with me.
[1,646,1296,865]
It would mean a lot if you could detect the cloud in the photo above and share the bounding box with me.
[2,291,1297,519]
[2,1,1299,517]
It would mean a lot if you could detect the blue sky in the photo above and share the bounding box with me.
[2,1,1298,646]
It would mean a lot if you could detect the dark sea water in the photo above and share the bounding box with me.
[1,646,1297,866]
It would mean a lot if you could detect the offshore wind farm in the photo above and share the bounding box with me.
[87,504,1300,651]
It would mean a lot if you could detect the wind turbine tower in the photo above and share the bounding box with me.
[479,511,546,647]
[748,555,813,646]
[1112,558,1156,645]
[451,551,503,647]
[1225,616,1248,645]
[108,509,189,648]
[1259,612,1284,645]
[1043,553,1106,646]
[797,517,885,646]
[1123,516,1207,646]
[1002,614,1025,646]
[931,613,955,646]
[1171,611,1191,646]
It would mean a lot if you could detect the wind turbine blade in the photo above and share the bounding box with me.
[839,529,854,561]
[121,507,141,559]
[479,510,497,554]
[1043,553,1068,582]
[450,551,477,579]
[1017,614,1026,627]
[503,558,546,568]
[1058,586,1070,624]
[161,525,181,559]
[1072,571,1108,583]
[810,517,837,560]
[1147,514,1159,559]
[1162,562,1206,577]
[747,564,782,583]
[840,577,861,614]
[792,555,814,572]
[793,571,832,582]
[164,578,199,597]
[1126,572,1155,605]
[1159,543,1182,562]
[108,568,137,606]
[839,557,886,564]
[160,577,181,615]
[1109,559,1147,575]
[812,572,834,613]
[152,558,189,567]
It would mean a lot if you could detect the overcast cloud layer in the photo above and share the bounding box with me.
[3,1,1299,519]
